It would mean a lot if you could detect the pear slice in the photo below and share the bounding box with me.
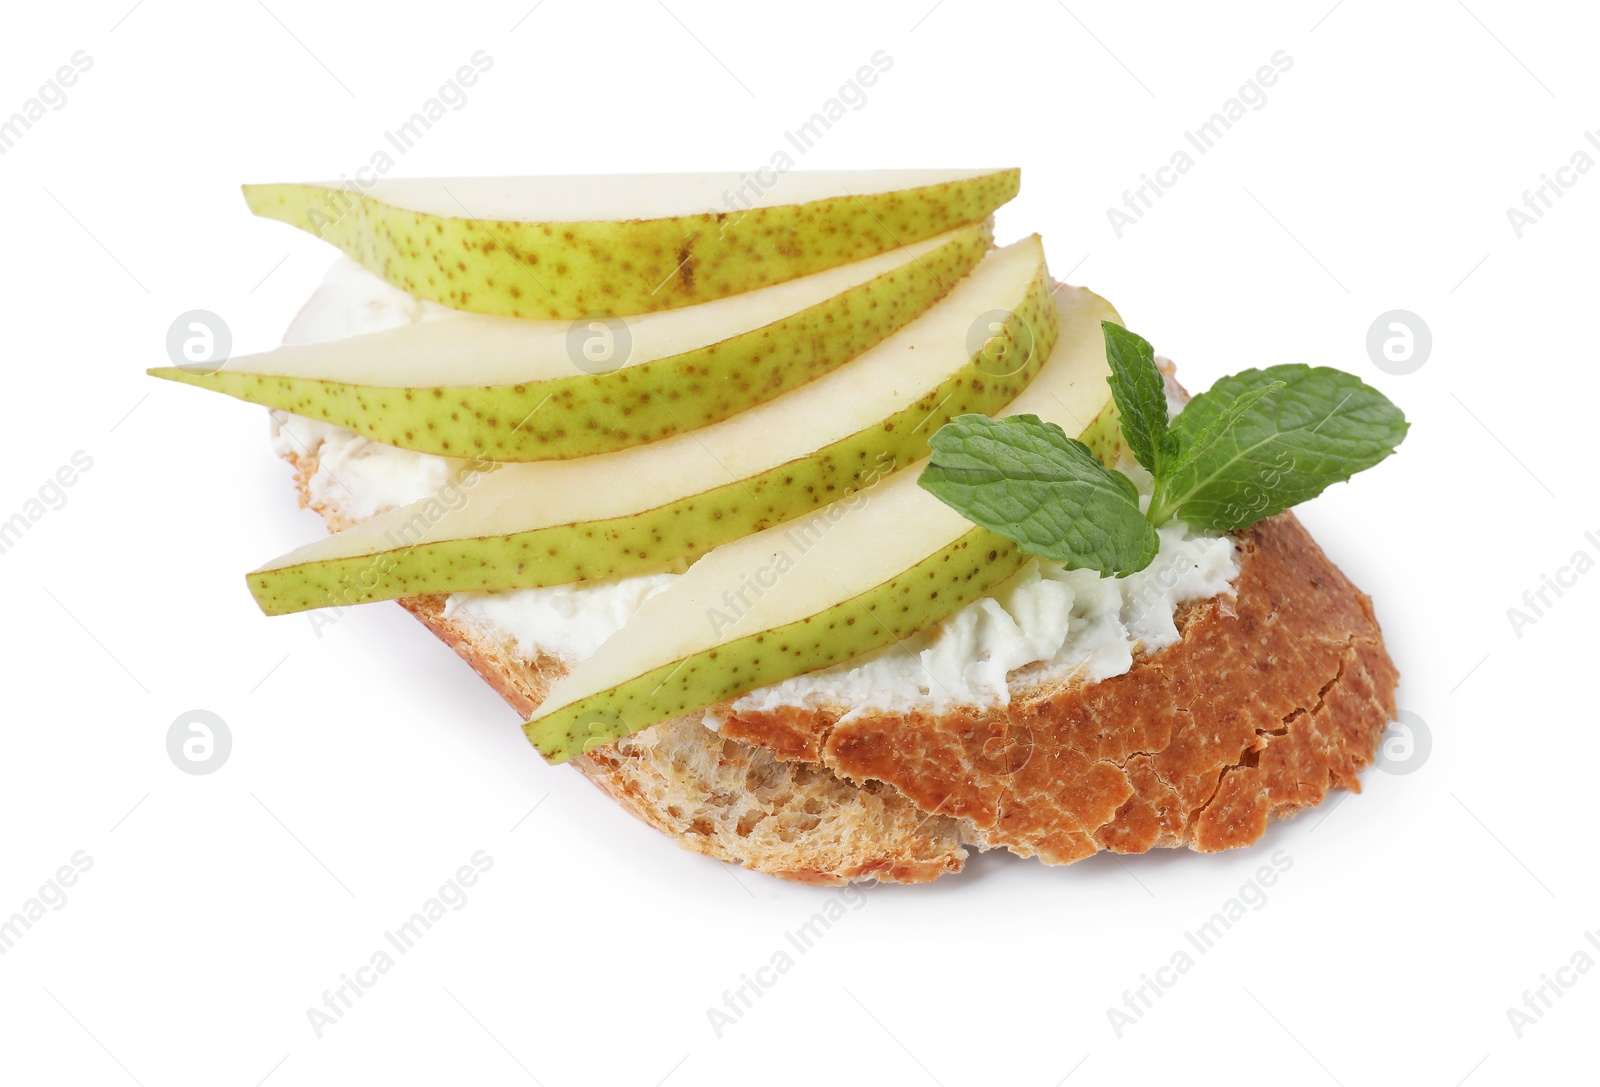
[523,285,1124,763]
[148,224,991,462]
[243,169,1020,319]
[248,237,1060,616]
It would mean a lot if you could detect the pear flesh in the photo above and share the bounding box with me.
[243,169,1020,319]
[148,225,992,461]
[524,285,1124,763]
[249,237,1060,616]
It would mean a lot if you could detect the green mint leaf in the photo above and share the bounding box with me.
[918,414,1158,576]
[1101,321,1177,478]
[1154,365,1409,531]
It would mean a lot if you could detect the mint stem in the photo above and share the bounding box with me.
[1146,481,1176,527]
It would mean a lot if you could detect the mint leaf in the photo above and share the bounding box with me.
[1101,321,1177,477]
[918,414,1158,576]
[1153,365,1409,531]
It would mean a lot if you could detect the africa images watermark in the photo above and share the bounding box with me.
[1106,50,1294,238]
[704,450,898,638]
[721,50,894,216]
[1505,130,1600,238]
[305,851,494,1038]
[307,455,496,637]
[1505,528,1600,638]
[291,51,495,237]
[0,51,93,156]
[0,851,94,956]
[706,883,869,1038]
[1505,927,1600,1038]
[0,451,94,558]
[1106,849,1294,1037]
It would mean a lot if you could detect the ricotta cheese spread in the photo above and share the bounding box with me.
[273,258,1241,720]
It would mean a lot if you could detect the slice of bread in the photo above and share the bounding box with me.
[275,371,1398,886]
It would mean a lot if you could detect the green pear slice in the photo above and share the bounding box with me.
[148,224,991,462]
[243,169,1020,319]
[523,285,1124,763]
[248,237,1060,616]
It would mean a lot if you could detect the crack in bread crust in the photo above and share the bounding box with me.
[715,513,1400,865]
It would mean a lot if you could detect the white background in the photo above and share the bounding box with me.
[1,1,1595,1083]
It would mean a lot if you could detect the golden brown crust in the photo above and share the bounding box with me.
[716,513,1398,864]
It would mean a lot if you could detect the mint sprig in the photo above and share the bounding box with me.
[918,414,1158,576]
[917,321,1408,576]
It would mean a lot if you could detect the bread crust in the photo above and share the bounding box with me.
[715,513,1399,863]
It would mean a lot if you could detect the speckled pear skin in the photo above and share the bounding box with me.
[246,268,1063,618]
[525,402,1125,762]
[148,225,993,461]
[241,172,1022,319]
